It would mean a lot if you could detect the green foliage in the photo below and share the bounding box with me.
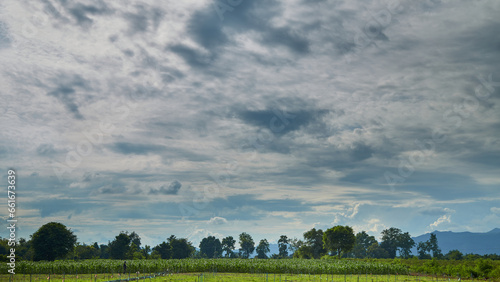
[351,231,378,258]
[238,233,255,259]
[71,243,100,260]
[323,226,355,258]
[32,222,77,261]
[278,235,289,258]
[221,236,236,258]
[445,250,463,260]
[475,259,494,278]
[199,236,222,258]
[167,235,195,259]
[256,239,270,259]
[417,234,442,259]
[152,241,171,259]
[2,257,500,279]
[108,232,132,259]
[380,228,415,259]
[303,228,327,259]
[367,243,389,258]
[2,258,410,275]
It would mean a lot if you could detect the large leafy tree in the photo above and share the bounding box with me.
[398,232,415,258]
[278,235,289,258]
[221,236,236,258]
[108,231,143,259]
[238,232,255,259]
[32,222,77,261]
[199,236,222,258]
[380,228,400,258]
[108,232,132,259]
[352,231,378,258]
[323,225,355,258]
[380,227,415,258]
[303,228,326,259]
[367,243,389,258]
[168,235,195,259]
[256,239,270,259]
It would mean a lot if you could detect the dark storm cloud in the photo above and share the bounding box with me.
[150,180,182,195]
[108,140,212,162]
[262,26,310,54]
[238,109,300,134]
[47,0,111,27]
[169,44,215,68]
[175,0,311,69]
[46,74,92,119]
[187,9,228,49]
[232,96,333,137]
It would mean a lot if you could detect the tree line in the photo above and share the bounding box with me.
[1,222,499,262]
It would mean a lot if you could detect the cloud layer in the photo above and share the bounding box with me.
[0,0,499,247]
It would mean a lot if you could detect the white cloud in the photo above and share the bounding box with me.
[430,214,452,229]
[0,0,499,245]
[207,216,228,225]
[491,207,500,214]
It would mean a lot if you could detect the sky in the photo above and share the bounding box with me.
[0,0,499,249]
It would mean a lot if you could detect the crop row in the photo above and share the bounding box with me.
[2,259,409,275]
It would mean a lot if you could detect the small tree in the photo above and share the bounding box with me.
[417,241,431,259]
[445,249,463,260]
[323,225,355,258]
[32,222,77,261]
[256,239,270,259]
[221,236,236,258]
[278,235,289,258]
[428,234,443,258]
[238,233,255,259]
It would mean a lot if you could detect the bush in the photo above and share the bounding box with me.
[475,259,494,278]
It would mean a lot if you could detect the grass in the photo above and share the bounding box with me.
[2,272,496,282]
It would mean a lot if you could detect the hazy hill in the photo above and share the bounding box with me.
[412,228,500,255]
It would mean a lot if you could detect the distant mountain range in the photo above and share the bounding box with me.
[412,228,500,255]
[234,228,500,258]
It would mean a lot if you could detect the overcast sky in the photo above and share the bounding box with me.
[0,0,499,248]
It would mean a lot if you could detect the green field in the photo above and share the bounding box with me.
[1,258,499,281]
[0,272,488,282]
[1,259,409,276]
